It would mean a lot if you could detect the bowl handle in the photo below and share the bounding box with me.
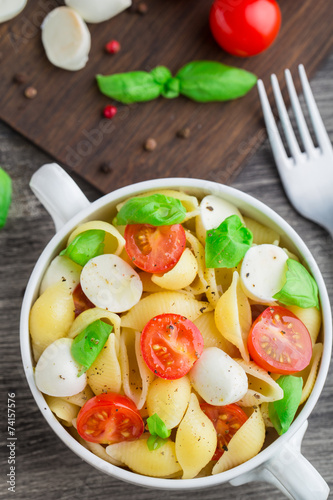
[30,164,90,232]
[230,420,329,499]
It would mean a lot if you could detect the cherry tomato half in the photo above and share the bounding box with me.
[73,283,95,317]
[209,0,281,57]
[200,403,248,460]
[140,313,204,379]
[124,223,186,273]
[248,306,312,374]
[76,392,144,444]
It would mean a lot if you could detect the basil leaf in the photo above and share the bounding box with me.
[268,375,303,435]
[205,215,253,268]
[0,167,12,228]
[176,61,257,102]
[71,319,113,376]
[273,259,319,309]
[115,194,186,226]
[146,435,167,451]
[147,413,171,439]
[60,229,105,266]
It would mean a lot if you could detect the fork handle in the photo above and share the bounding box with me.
[230,421,329,499]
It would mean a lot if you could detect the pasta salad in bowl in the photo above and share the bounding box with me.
[20,164,331,498]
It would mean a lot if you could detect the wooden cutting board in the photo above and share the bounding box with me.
[0,0,333,193]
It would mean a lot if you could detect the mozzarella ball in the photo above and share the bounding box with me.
[0,0,27,23]
[40,256,82,294]
[35,338,87,397]
[80,254,142,313]
[65,0,131,23]
[240,244,288,304]
[189,347,248,406]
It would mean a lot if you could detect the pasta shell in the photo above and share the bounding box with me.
[152,248,198,290]
[243,216,280,245]
[63,385,95,407]
[286,305,322,345]
[214,271,252,362]
[212,407,265,474]
[67,220,125,256]
[184,231,208,295]
[175,393,217,479]
[121,292,212,331]
[193,312,240,358]
[120,329,154,409]
[106,437,181,477]
[44,395,80,427]
[139,272,163,293]
[147,376,191,429]
[87,332,121,395]
[235,358,284,406]
[30,280,75,361]
[293,343,323,405]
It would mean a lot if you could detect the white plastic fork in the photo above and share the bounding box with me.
[257,64,333,237]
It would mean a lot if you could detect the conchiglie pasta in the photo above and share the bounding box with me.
[212,408,265,474]
[235,358,284,406]
[121,292,212,331]
[87,332,121,395]
[184,231,208,295]
[286,305,321,345]
[44,395,80,426]
[243,216,280,245]
[193,312,239,358]
[151,248,198,290]
[175,393,217,479]
[63,386,95,407]
[294,343,323,405]
[139,272,163,293]
[147,376,191,429]
[106,437,181,477]
[119,329,154,410]
[67,220,125,256]
[214,271,252,362]
[30,280,75,361]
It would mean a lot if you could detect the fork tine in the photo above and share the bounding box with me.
[298,64,333,153]
[284,68,315,157]
[257,79,289,166]
[271,74,302,162]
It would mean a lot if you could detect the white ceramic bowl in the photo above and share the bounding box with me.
[20,164,332,499]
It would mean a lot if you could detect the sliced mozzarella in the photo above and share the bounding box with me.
[65,0,131,23]
[40,255,82,294]
[35,338,87,397]
[240,244,288,304]
[195,195,244,244]
[41,7,91,71]
[0,0,27,23]
[189,347,248,406]
[80,254,142,313]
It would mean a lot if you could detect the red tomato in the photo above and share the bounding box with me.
[72,283,95,317]
[209,0,281,57]
[200,403,248,460]
[124,223,186,273]
[76,393,144,444]
[248,306,312,374]
[140,313,204,379]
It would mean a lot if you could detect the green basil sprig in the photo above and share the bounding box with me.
[0,167,12,228]
[96,61,257,104]
[146,413,171,451]
[273,259,319,309]
[115,193,186,226]
[60,229,105,267]
[71,319,113,376]
[268,375,303,435]
[205,215,253,268]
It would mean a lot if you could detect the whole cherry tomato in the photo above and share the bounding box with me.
[209,0,282,57]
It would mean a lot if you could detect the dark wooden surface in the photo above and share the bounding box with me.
[1,45,333,500]
[0,0,333,193]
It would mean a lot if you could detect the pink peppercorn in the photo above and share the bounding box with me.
[105,40,121,54]
[103,105,117,119]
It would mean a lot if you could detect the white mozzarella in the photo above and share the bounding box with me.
[40,255,82,294]
[41,7,91,71]
[196,195,244,244]
[0,0,27,23]
[189,347,248,406]
[35,338,87,397]
[65,0,131,23]
[80,254,142,313]
[240,244,288,304]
